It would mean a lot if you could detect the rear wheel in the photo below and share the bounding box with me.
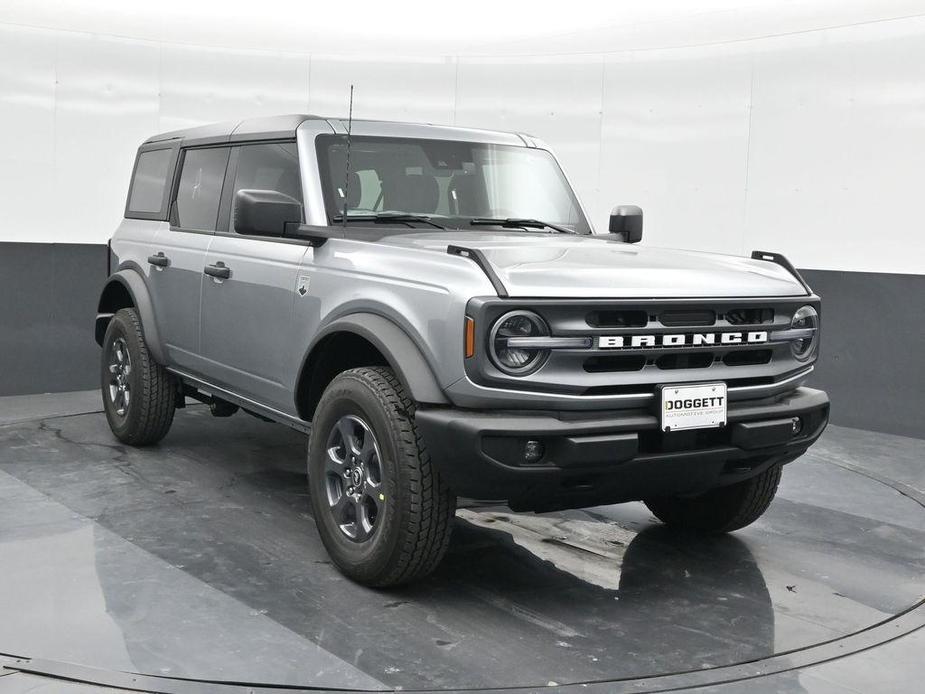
[101,308,177,446]
[644,463,782,533]
[307,367,456,586]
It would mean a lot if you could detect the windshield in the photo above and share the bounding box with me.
[316,135,592,234]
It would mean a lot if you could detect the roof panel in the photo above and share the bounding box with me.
[143,114,526,147]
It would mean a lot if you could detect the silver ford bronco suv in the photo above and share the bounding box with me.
[96,114,829,586]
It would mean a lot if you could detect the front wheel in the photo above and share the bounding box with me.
[307,367,456,587]
[644,463,782,533]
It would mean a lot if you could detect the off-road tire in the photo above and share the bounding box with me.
[308,366,456,587]
[101,308,177,446]
[644,463,782,533]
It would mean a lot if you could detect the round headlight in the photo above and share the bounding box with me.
[489,310,550,375]
[790,305,819,360]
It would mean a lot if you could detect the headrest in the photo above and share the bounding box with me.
[346,171,361,209]
[382,172,439,214]
[448,173,483,216]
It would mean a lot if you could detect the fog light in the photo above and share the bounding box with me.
[791,417,803,435]
[524,439,545,464]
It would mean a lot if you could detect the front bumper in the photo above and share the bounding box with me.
[415,387,829,512]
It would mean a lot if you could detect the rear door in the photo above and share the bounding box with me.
[148,146,229,375]
[199,141,308,412]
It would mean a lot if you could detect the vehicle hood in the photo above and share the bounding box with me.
[378,231,808,298]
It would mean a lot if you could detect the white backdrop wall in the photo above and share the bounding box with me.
[1,11,925,275]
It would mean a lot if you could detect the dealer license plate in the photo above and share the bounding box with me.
[660,383,727,432]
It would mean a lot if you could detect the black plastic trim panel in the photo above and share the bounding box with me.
[751,250,813,295]
[447,245,509,297]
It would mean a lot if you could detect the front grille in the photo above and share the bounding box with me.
[466,296,819,401]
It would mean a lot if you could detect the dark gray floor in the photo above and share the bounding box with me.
[0,392,922,693]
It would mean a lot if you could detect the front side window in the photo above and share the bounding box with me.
[316,136,591,234]
[174,147,230,231]
[230,142,302,233]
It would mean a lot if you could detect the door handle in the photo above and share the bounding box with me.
[147,252,170,268]
[204,262,231,279]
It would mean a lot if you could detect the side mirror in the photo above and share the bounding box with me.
[234,189,302,237]
[609,205,643,243]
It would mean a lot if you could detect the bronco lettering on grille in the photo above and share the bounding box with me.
[596,332,768,349]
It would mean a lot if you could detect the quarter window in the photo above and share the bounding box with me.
[175,147,230,231]
[126,148,172,217]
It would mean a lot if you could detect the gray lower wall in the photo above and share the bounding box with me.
[801,269,924,439]
[0,243,108,397]
[0,242,921,438]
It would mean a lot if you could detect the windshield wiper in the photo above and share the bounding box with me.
[469,218,578,235]
[332,212,446,230]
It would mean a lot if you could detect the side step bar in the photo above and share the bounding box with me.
[166,368,311,435]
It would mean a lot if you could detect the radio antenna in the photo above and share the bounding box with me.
[341,84,355,229]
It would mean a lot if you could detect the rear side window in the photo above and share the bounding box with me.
[126,148,172,217]
[229,142,302,232]
[174,147,230,231]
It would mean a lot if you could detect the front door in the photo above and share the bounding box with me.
[198,142,308,412]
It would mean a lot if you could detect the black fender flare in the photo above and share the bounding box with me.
[95,270,166,365]
[300,313,449,408]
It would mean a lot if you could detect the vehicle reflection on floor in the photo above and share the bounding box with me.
[431,509,779,686]
[0,405,921,691]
